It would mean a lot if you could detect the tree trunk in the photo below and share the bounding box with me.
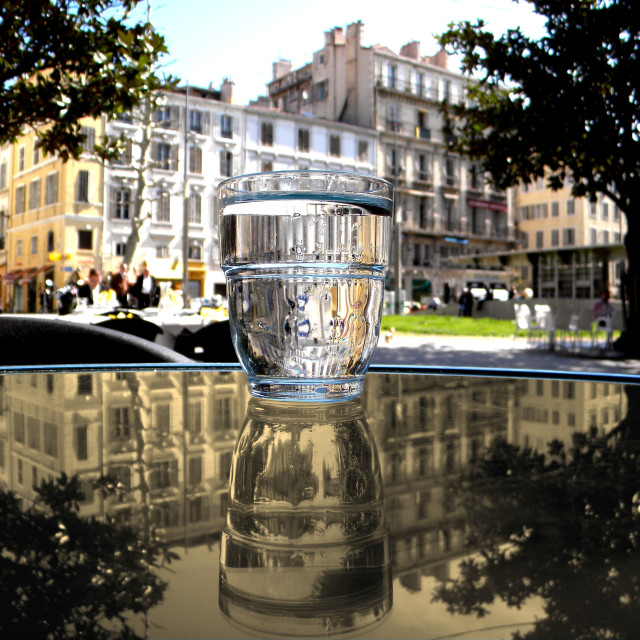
[622,210,640,355]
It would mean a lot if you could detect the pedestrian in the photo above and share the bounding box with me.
[593,289,613,320]
[110,262,129,307]
[129,261,159,309]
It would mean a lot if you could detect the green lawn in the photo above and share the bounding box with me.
[381,314,517,337]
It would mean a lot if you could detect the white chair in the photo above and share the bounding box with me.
[568,307,594,352]
[533,304,554,349]
[514,303,534,343]
[591,311,616,351]
[553,307,574,350]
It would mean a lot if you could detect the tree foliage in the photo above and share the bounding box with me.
[433,393,640,639]
[0,0,174,160]
[438,0,639,214]
[0,472,178,639]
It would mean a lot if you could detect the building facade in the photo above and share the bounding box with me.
[266,22,517,305]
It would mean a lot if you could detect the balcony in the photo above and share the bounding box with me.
[415,126,431,140]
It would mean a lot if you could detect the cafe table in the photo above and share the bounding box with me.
[1,362,639,639]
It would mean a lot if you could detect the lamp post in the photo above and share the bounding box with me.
[182,82,190,309]
[393,120,403,315]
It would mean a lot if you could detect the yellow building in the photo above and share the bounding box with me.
[514,179,627,297]
[5,118,104,312]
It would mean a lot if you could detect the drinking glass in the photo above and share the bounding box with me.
[219,398,392,636]
[218,171,393,402]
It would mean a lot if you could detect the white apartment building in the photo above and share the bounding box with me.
[266,22,517,305]
[103,83,377,300]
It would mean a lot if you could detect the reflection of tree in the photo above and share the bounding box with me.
[433,392,640,640]
[0,473,175,639]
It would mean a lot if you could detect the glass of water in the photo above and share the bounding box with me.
[217,171,394,402]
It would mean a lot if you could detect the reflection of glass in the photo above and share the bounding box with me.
[219,398,392,636]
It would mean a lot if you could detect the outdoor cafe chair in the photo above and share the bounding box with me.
[0,316,191,366]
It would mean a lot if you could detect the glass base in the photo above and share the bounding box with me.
[247,377,364,402]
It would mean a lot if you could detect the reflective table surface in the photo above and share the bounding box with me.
[1,364,640,639]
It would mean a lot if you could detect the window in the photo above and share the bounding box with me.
[115,242,126,256]
[551,229,559,247]
[44,423,57,457]
[602,202,609,220]
[154,105,175,128]
[566,198,575,215]
[551,201,559,217]
[415,154,429,182]
[189,109,203,133]
[602,229,610,244]
[77,170,89,202]
[563,381,575,399]
[15,184,26,213]
[18,146,25,171]
[188,401,202,435]
[388,64,397,88]
[589,202,597,218]
[155,404,171,436]
[563,227,576,246]
[156,245,169,258]
[77,374,93,395]
[188,193,202,224]
[152,141,176,171]
[416,72,425,95]
[314,80,327,101]
[298,128,310,152]
[80,126,95,152]
[111,188,131,219]
[78,229,92,251]
[445,158,457,186]
[590,227,598,244]
[29,179,41,210]
[357,140,368,162]
[113,407,130,439]
[0,162,6,189]
[33,141,40,165]
[156,192,170,222]
[188,146,202,173]
[112,138,133,166]
[45,172,58,204]
[188,239,203,260]
[220,114,233,139]
[536,230,544,249]
[75,425,88,461]
[329,134,341,157]
[46,231,54,253]
[30,235,37,254]
[220,150,233,177]
[261,122,274,146]
[188,456,203,486]
[16,239,23,257]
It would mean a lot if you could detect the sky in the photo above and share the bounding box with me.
[142,0,548,105]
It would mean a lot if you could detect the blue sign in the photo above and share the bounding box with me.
[63,266,73,272]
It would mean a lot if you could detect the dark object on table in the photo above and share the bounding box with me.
[173,320,238,362]
[95,316,163,343]
[0,316,191,365]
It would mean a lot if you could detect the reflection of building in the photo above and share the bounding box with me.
[514,378,627,453]
[362,373,514,581]
[2,371,247,543]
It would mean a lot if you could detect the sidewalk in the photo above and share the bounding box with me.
[372,334,640,375]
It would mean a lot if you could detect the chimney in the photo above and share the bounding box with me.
[400,41,420,60]
[325,26,345,45]
[346,21,364,49]
[423,46,449,70]
[272,59,292,81]
[221,77,234,103]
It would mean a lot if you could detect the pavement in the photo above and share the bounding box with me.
[372,334,640,376]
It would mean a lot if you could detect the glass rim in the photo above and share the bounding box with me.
[217,169,393,201]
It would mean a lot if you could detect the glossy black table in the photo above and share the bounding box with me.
[1,363,640,639]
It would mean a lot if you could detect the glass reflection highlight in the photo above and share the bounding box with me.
[219,398,392,637]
